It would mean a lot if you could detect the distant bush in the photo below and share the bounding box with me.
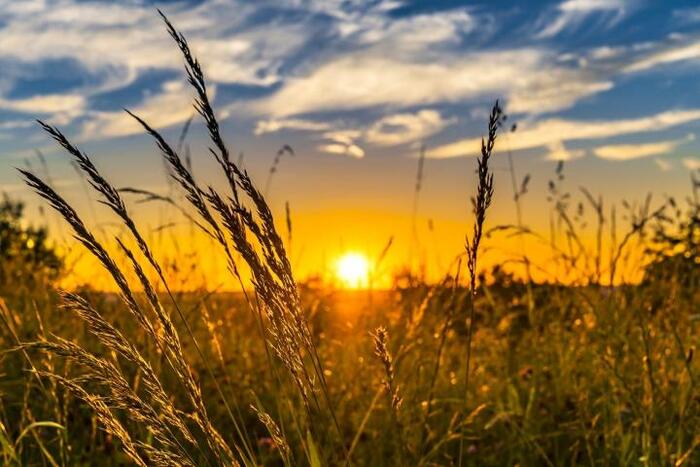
[0,195,62,290]
[644,181,700,290]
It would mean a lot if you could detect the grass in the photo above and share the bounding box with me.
[1,10,700,467]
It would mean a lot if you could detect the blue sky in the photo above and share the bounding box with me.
[4,0,700,240]
[2,1,700,161]
[0,0,700,165]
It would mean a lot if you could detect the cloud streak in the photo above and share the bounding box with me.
[80,80,195,139]
[682,157,700,170]
[254,118,332,135]
[365,110,455,146]
[430,109,700,158]
[536,0,629,39]
[593,135,693,161]
[256,49,611,117]
[319,130,365,158]
[255,108,455,150]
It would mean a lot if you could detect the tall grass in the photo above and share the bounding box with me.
[15,11,343,466]
[459,101,501,465]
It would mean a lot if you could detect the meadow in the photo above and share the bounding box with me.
[1,12,700,467]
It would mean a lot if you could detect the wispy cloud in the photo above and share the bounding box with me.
[682,157,700,170]
[254,118,332,135]
[339,8,476,50]
[592,135,693,161]
[257,108,453,150]
[0,94,86,126]
[544,141,586,161]
[80,80,195,139]
[623,38,700,73]
[256,49,610,117]
[430,109,700,158]
[365,109,455,146]
[536,0,630,39]
[318,130,365,158]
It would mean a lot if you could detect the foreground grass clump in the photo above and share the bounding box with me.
[3,273,699,465]
[0,10,699,467]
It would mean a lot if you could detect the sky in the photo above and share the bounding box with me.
[3,0,700,286]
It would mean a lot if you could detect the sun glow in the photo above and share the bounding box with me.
[335,252,371,289]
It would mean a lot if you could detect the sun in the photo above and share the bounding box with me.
[335,252,371,289]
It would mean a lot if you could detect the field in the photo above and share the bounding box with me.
[2,11,700,467]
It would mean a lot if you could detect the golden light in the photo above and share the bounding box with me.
[335,252,370,289]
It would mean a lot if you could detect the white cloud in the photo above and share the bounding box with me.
[561,1,627,12]
[0,1,304,90]
[0,0,310,133]
[293,0,474,51]
[254,118,332,135]
[349,10,475,51]
[318,130,365,158]
[0,93,87,128]
[319,143,365,158]
[80,80,195,139]
[536,0,629,39]
[255,109,455,148]
[365,110,455,146]
[588,45,625,60]
[0,0,489,141]
[430,109,700,158]
[0,93,84,114]
[624,39,700,73]
[260,108,456,151]
[544,141,586,161]
[323,130,361,145]
[593,135,692,161]
[256,49,610,117]
[682,157,700,170]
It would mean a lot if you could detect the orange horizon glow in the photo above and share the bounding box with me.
[51,212,650,293]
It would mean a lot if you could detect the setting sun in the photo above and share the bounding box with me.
[335,252,371,289]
